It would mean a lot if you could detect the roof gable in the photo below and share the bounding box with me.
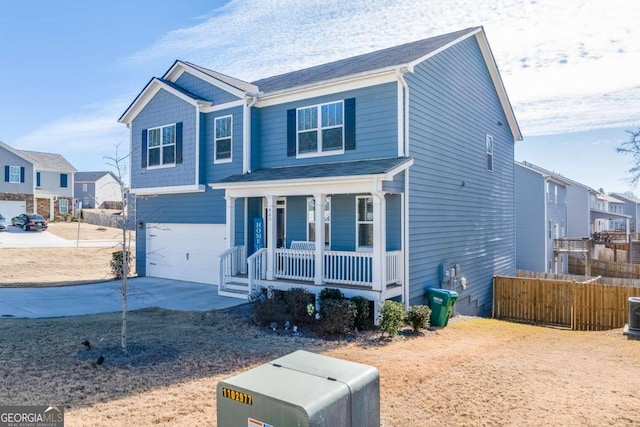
[75,171,120,183]
[0,140,34,165]
[18,150,76,173]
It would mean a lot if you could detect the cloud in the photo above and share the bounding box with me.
[128,0,640,137]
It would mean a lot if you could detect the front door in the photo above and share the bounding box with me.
[265,198,286,248]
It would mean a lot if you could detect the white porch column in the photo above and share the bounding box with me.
[314,193,325,285]
[224,195,236,248]
[372,192,386,291]
[266,196,277,280]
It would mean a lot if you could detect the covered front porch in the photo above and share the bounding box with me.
[210,157,413,306]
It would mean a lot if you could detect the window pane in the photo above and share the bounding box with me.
[321,102,342,127]
[148,129,161,147]
[322,128,343,151]
[358,224,373,247]
[358,197,373,222]
[298,131,318,153]
[216,117,231,138]
[307,199,315,222]
[324,223,330,246]
[216,138,231,159]
[163,125,176,145]
[148,147,160,166]
[308,223,316,242]
[298,107,317,131]
[162,145,175,164]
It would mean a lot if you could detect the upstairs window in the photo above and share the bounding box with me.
[9,166,21,183]
[288,98,355,158]
[141,123,182,169]
[215,115,233,163]
[486,134,494,172]
[82,183,87,192]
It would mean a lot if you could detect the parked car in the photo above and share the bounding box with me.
[11,214,48,231]
[0,214,7,232]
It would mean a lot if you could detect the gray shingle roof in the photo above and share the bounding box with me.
[17,150,76,173]
[159,78,208,101]
[75,171,120,183]
[216,157,412,184]
[181,61,259,94]
[251,27,479,94]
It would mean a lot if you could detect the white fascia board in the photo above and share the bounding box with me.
[384,158,413,180]
[119,79,210,124]
[166,62,252,99]
[256,70,398,108]
[200,99,245,113]
[210,175,383,198]
[130,184,206,195]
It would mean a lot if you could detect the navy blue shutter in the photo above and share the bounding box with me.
[287,109,296,156]
[36,172,40,187]
[344,98,356,151]
[4,166,8,182]
[20,167,25,183]
[141,129,148,168]
[175,122,183,164]
[60,173,68,188]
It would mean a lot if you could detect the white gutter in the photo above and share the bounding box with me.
[243,94,258,173]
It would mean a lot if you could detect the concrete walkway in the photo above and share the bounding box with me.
[0,277,247,319]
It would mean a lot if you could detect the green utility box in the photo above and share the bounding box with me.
[426,287,459,327]
[217,350,380,426]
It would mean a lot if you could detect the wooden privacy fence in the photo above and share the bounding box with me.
[493,276,640,331]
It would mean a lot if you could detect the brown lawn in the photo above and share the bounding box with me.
[1,223,639,426]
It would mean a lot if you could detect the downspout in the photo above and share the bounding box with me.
[243,94,258,174]
[396,66,411,309]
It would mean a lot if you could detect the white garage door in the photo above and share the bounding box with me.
[146,223,227,285]
[0,201,27,221]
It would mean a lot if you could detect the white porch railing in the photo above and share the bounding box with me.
[385,251,402,285]
[323,251,373,286]
[274,249,315,281]
[219,245,246,290]
[247,248,267,293]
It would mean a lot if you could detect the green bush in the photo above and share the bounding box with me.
[319,299,356,336]
[350,296,370,331]
[282,287,315,324]
[319,288,344,301]
[110,250,132,279]
[379,300,405,336]
[406,305,432,332]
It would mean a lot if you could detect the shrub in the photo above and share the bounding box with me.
[282,288,315,324]
[379,300,405,336]
[406,305,432,332]
[350,296,370,331]
[249,287,287,327]
[319,288,344,301]
[110,250,132,279]
[319,299,356,336]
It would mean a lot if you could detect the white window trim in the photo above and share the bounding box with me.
[356,196,374,252]
[306,197,331,248]
[82,183,88,192]
[9,166,20,183]
[297,100,345,159]
[147,123,177,168]
[214,115,233,164]
[486,134,494,172]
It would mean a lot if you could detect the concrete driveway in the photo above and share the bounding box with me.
[0,225,123,248]
[0,277,247,318]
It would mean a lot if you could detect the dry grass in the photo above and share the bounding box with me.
[2,226,640,425]
[47,222,126,241]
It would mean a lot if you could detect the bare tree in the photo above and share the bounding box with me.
[617,128,640,186]
[104,144,133,353]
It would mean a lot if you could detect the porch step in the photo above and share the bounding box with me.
[218,287,250,300]
[224,281,250,292]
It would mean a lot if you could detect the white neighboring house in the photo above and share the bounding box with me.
[74,171,123,209]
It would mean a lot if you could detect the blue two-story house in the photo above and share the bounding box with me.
[119,27,521,316]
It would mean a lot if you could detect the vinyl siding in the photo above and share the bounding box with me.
[202,106,244,183]
[130,89,197,189]
[386,194,402,251]
[252,83,398,169]
[175,72,242,104]
[405,35,516,316]
[74,182,96,208]
[38,171,73,198]
[567,185,591,238]
[331,194,356,251]
[515,165,546,272]
[0,147,33,194]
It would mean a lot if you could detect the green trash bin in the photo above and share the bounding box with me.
[425,288,458,327]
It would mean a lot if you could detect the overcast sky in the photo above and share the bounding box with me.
[1,0,638,192]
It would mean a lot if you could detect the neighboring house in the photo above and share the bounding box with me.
[515,161,571,274]
[74,171,123,209]
[0,140,76,220]
[596,193,626,231]
[119,27,521,317]
[610,193,640,233]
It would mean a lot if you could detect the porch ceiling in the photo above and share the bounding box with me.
[209,156,413,197]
